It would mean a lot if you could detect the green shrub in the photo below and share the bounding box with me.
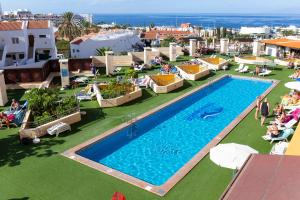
[24,88,78,122]
[101,80,132,99]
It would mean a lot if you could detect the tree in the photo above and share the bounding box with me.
[149,22,155,29]
[95,47,112,56]
[281,30,295,36]
[58,12,83,41]
[160,36,176,47]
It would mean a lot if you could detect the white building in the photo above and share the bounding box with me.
[240,26,272,38]
[79,14,93,24]
[2,9,34,20]
[70,30,142,58]
[0,20,57,68]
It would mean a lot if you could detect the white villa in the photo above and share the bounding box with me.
[240,26,272,38]
[70,30,142,58]
[0,20,57,68]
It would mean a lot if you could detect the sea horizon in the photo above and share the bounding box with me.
[93,13,300,28]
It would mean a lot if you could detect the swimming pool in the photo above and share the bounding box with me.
[64,75,277,196]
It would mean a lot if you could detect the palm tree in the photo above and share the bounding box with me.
[96,47,112,56]
[58,12,82,41]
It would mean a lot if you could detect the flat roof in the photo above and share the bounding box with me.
[221,154,300,200]
[261,38,300,49]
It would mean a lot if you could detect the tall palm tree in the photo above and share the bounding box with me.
[96,47,112,56]
[58,12,82,41]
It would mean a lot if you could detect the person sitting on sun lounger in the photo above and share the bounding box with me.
[273,103,284,116]
[10,99,20,112]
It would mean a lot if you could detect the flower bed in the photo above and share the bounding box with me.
[19,88,81,139]
[19,108,81,139]
[93,82,142,107]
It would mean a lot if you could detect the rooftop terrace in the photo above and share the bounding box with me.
[0,55,295,200]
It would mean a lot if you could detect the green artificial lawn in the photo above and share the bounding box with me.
[0,57,293,200]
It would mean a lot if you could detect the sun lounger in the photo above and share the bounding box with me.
[134,77,150,87]
[74,77,89,83]
[222,65,228,71]
[47,122,71,137]
[259,70,272,77]
[262,128,294,143]
[235,64,244,72]
[240,66,249,73]
[76,92,96,101]
[270,141,289,155]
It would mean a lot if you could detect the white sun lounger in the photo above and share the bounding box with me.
[47,122,71,137]
[259,70,272,77]
[240,66,249,73]
[270,141,289,155]
[235,64,244,72]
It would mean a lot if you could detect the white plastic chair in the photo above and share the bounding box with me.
[47,122,71,137]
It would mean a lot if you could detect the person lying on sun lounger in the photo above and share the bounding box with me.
[289,70,300,79]
[267,124,280,138]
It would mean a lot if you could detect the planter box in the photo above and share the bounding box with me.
[235,56,275,66]
[149,74,184,94]
[19,111,81,139]
[176,65,210,81]
[93,84,142,108]
[198,57,229,70]
[274,58,300,67]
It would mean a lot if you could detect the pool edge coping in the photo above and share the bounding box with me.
[61,74,279,197]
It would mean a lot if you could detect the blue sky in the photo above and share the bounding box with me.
[2,0,300,14]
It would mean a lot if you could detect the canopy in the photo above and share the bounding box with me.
[285,82,300,91]
[210,143,258,169]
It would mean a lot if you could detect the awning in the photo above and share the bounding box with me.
[221,154,300,200]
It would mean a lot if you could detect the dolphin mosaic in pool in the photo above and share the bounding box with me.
[186,103,223,121]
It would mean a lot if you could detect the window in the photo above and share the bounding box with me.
[19,54,25,59]
[76,49,80,52]
[12,37,19,44]
[72,49,75,53]
[39,35,46,38]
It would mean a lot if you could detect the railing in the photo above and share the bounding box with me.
[25,106,80,128]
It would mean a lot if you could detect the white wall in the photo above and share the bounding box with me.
[265,45,278,57]
[0,21,57,67]
[71,33,141,58]
[0,29,27,54]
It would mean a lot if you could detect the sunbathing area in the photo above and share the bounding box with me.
[2,53,300,200]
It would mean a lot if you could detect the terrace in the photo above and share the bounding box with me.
[0,55,295,200]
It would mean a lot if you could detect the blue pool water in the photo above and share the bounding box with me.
[78,77,272,185]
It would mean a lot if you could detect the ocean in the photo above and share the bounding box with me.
[93,13,300,28]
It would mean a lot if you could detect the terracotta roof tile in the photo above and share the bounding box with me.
[71,39,83,45]
[0,21,23,31]
[27,20,49,29]
[141,30,192,40]
[261,38,300,49]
